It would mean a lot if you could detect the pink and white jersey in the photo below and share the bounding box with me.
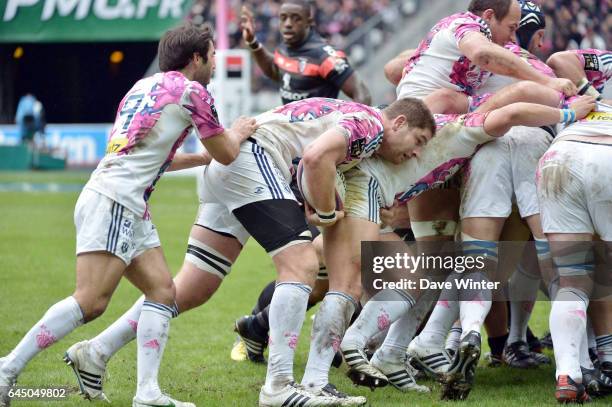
[396,12,492,100]
[476,42,555,95]
[359,112,495,206]
[556,102,612,139]
[86,71,224,218]
[253,97,384,179]
[571,49,612,92]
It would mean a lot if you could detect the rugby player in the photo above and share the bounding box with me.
[0,24,257,407]
[537,49,612,403]
[376,3,578,366]
[62,96,435,407]
[233,0,372,363]
[338,94,596,397]
[408,1,557,378]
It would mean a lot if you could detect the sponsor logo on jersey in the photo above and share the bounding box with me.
[585,112,612,121]
[583,54,600,71]
[280,88,309,101]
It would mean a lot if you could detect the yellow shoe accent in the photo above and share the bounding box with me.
[231,338,248,362]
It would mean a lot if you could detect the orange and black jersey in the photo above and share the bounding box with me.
[274,31,354,105]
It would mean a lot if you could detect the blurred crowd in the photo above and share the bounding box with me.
[189,0,414,51]
[187,0,610,91]
[538,0,610,56]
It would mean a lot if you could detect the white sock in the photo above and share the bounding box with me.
[301,291,356,391]
[508,264,540,344]
[135,300,176,401]
[1,297,83,377]
[341,289,415,351]
[90,297,144,363]
[550,288,589,382]
[377,291,436,364]
[417,275,460,349]
[445,321,462,351]
[265,282,311,393]
[458,236,496,338]
[596,334,612,364]
[459,273,492,338]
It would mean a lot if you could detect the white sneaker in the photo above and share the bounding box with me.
[407,338,451,379]
[315,383,366,406]
[259,382,339,407]
[64,341,109,402]
[0,357,17,407]
[133,394,196,407]
[370,353,430,393]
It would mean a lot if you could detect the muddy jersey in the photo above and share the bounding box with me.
[359,112,495,206]
[274,31,354,104]
[86,71,224,218]
[253,97,384,179]
[396,12,492,99]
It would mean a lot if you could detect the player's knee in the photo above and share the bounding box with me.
[76,295,111,322]
[146,278,176,306]
[276,245,319,285]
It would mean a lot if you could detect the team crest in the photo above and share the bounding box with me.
[298,58,308,73]
[282,73,292,89]
[349,138,366,158]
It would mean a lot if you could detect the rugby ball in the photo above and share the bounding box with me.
[296,159,346,211]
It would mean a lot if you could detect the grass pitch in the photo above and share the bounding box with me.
[0,171,605,406]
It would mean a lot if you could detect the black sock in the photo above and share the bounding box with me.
[250,306,270,341]
[488,333,509,356]
[252,281,276,315]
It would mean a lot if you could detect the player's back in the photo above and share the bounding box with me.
[359,112,495,206]
[87,71,220,218]
[396,12,492,100]
[252,97,384,178]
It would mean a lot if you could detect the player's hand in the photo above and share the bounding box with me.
[240,6,256,44]
[547,77,577,97]
[304,201,345,227]
[231,116,258,140]
[569,95,596,120]
[380,199,410,229]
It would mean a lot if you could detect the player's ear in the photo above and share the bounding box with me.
[393,115,407,130]
[481,8,495,22]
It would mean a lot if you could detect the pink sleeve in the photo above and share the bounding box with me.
[454,17,487,44]
[184,84,225,140]
[337,113,384,161]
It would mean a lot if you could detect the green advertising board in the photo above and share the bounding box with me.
[0,0,190,42]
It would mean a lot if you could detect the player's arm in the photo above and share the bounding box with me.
[384,49,416,85]
[458,32,576,96]
[483,96,596,137]
[301,128,347,223]
[547,51,605,99]
[167,153,210,171]
[241,5,281,81]
[340,72,372,105]
[200,116,258,165]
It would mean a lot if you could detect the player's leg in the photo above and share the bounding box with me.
[0,190,134,406]
[537,140,599,402]
[234,230,327,363]
[64,201,244,400]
